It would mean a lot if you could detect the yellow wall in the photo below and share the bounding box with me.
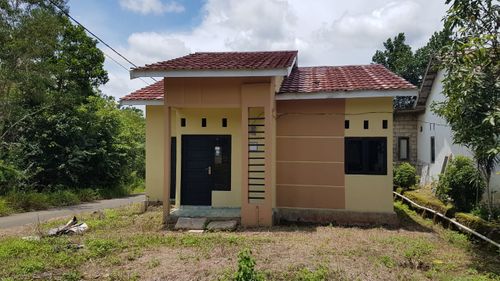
[145,106,176,202]
[174,108,242,207]
[344,97,394,213]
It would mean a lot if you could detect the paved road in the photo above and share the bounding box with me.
[0,194,146,229]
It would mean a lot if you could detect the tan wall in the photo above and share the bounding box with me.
[276,99,345,209]
[345,97,394,213]
[145,106,176,202]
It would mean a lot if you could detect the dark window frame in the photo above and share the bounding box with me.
[345,137,387,175]
[363,120,369,129]
[398,137,410,161]
[382,120,388,129]
[430,136,435,163]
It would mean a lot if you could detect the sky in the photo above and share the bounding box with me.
[66,0,448,101]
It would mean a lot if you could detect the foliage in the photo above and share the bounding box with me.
[455,212,500,241]
[394,162,417,190]
[433,0,500,217]
[404,189,455,216]
[0,1,145,199]
[372,31,451,109]
[234,248,265,281]
[471,203,500,222]
[436,156,485,212]
[294,265,331,281]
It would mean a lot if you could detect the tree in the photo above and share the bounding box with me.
[0,1,145,195]
[433,0,499,218]
[372,31,451,109]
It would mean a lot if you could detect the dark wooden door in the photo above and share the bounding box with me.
[181,135,231,205]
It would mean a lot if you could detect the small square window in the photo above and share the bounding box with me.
[180,118,186,127]
[202,118,207,127]
[364,120,369,129]
[382,120,388,129]
[345,120,350,129]
[222,118,227,127]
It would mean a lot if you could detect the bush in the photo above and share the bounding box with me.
[471,203,500,222]
[0,198,13,216]
[394,162,417,190]
[48,190,80,207]
[5,192,51,211]
[76,188,101,202]
[455,212,500,241]
[404,189,455,216]
[436,156,485,212]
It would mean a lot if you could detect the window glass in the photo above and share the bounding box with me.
[399,137,409,160]
[345,137,387,175]
[430,136,435,163]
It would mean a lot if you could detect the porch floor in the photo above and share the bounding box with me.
[170,206,240,220]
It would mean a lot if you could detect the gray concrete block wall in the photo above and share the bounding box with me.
[393,112,418,168]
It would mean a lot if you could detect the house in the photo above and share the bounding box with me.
[121,51,417,227]
[413,62,500,203]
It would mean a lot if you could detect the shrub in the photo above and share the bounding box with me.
[76,188,101,202]
[436,156,485,212]
[455,212,500,241]
[48,190,80,207]
[405,189,455,216]
[394,162,417,190]
[0,198,13,216]
[234,248,264,281]
[471,203,500,222]
[5,192,50,211]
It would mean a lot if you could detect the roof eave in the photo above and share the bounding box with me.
[120,99,164,106]
[130,67,292,79]
[276,89,418,100]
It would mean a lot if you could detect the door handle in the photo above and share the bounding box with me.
[207,166,212,175]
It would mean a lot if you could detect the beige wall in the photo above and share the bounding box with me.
[145,106,176,202]
[344,97,394,213]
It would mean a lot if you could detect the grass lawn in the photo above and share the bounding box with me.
[0,202,498,281]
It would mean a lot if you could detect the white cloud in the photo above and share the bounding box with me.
[119,0,184,15]
[103,0,447,100]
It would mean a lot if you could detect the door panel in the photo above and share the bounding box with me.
[181,135,231,206]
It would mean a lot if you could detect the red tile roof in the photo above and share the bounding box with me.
[122,63,416,102]
[121,80,164,101]
[132,51,298,72]
[279,65,416,94]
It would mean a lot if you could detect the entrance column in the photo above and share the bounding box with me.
[163,105,172,225]
[241,83,274,227]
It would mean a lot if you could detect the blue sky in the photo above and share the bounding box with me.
[66,0,448,101]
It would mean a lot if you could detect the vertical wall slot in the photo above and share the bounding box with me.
[202,118,207,127]
[364,120,369,129]
[222,118,227,127]
[180,118,186,127]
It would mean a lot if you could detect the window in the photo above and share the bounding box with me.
[222,118,227,127]
[398,137,409,160]
[180,118,186,127]
[202,118,207,127]
[345,137,387,175]
[430,136,435,163]
[345,120,350,129]
[364,120,369,129]
[382,120,388,129]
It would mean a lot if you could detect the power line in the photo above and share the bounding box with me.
[46,0,158,83]
[103,52,151,86]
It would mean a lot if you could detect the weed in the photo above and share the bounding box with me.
[379,255,396,268]
[61,270,83,281]
[148,258,161,269]
[294,265,330,281]
[86,238,121,258]
[234,248,265,281]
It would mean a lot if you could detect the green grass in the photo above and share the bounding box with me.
[0,182,145,217]
[1,202,498,280]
